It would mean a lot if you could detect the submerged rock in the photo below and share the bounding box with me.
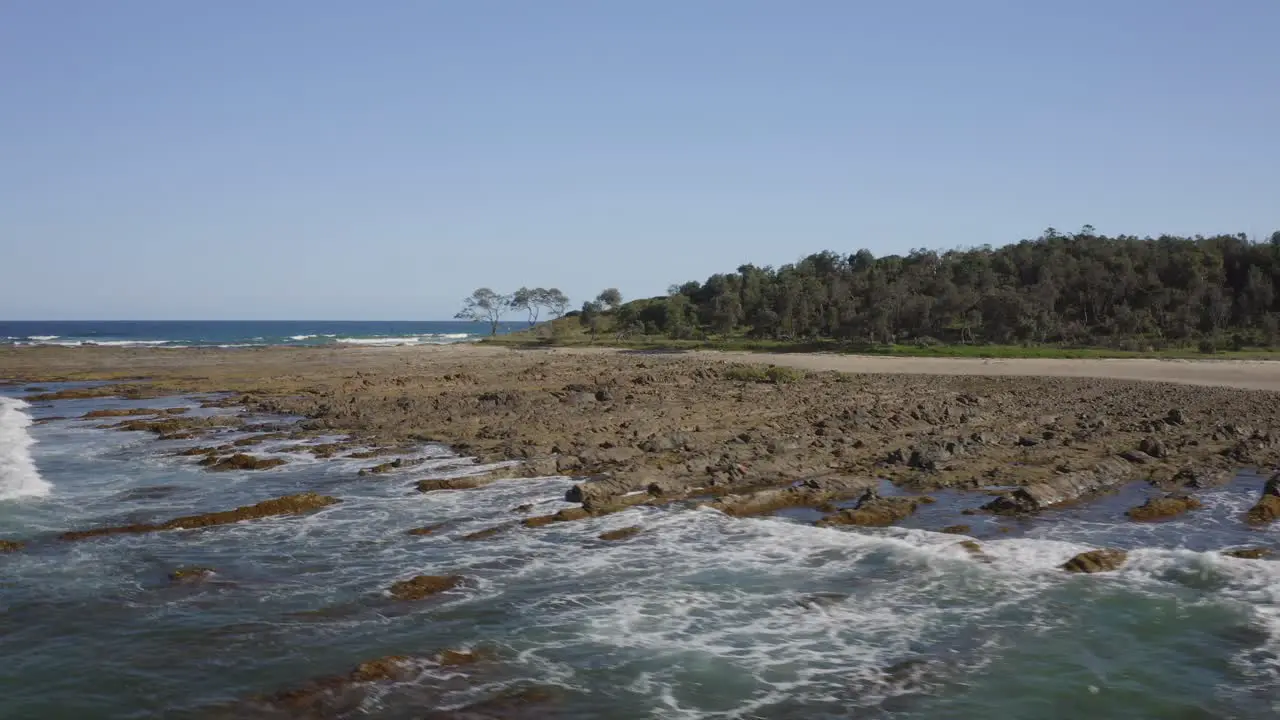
[205,453,288,472]
[1222,547,1273,560]
[169,567,215,583]
[387,574,463,601]
[983,460,1130,514]
[240,654,423,716]
[462,524,512,541]
[940,524,971,534]
[1126,494,1201,521]
[0,539,24,553]
[59,492,340,541]
[522,506,593,528]
[81,407,188,419]
[418,684,562,720]
[1061,549,1127,574]
[406,524,443,536]
[357,457,426,476]
[598,526,642,541]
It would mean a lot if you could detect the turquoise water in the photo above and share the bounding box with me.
[0,320,523,348]
[0,387,1277,719]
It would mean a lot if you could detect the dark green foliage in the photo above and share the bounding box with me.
[635,228,1280,348]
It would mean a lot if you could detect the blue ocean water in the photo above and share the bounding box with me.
[0,320,523,348]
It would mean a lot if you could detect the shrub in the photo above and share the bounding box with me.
[1197,339,1216,354]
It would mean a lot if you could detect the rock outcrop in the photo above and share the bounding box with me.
[1222,547,1273,559]
[205,453,288,472]
[1126,494,1201,521]
[706,475,875,517]
[387,574,463,601]
[817,490,928,528]
[0,539,24,553]
[169,567,215,583]
[598,526,642,541]
[1245,473,1280,524]
[983,460,1131,514]
[1061,549,1127,573]
[59,492,340,541]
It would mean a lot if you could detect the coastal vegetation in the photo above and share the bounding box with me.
[490,228,1280,356]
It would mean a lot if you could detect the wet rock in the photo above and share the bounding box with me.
[1246,473,1280,524]
[555,454,582,473]
[0,539,25,553]
[957,540,983,555]
[1061,549,1127,573]
[461,524,512,541]
[1138,437,1168,459]
[707,475,874,517]
[1126,494,1201,521]
[1223,547,1273,559]
[565,474,651,508]
[523,506,593,528]
[387,574,463,601]
[357,457,426,476]
[112,414,245,438]
[436,648,495,666]
[598,526,642,541]
[82,407,188,419]
[983,460,1130,514]
[417,467,515,493]
[169,567,215,583]
[206,453,288,472]
[407,524,443,536]
[419,684,562,720]
[59,492,340,541]
[817,490,925,528]
[940,524,971,535]
[794,592,847,609]
[242,654,423,716]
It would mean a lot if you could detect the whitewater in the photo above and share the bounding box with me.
[0,386,1277,718]
[0,397,51,500]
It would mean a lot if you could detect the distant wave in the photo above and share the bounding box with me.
[289,335,317,341]
[26,335,59,341]
[336,334,476,346]
[15,339,174,348]
[0,397,51,500]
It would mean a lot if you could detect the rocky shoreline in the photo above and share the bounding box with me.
[4,345,1280,714]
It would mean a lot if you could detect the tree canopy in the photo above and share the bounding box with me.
[632,228,1280,348]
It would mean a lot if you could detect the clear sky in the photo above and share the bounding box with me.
[2,1,1278,320]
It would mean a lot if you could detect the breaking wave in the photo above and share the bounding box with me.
[0,397,50,500]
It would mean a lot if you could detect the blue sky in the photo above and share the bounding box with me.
[2,1,1277,320]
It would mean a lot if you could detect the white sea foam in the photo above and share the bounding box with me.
[289,335,316,341]
[0,397,51,500]
[26,335,59,341]
[336,336,424,346]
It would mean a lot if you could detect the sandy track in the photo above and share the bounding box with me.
[548,347,1280,392]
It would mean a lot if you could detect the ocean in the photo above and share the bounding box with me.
[0,320,523,348]
[0,386,1278,718]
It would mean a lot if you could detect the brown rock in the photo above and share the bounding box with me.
[957,540,983,555]
[1223,547,1272,559]
[817,491,924,528]
[1126,495,1201,521]
[387,574,462,601]
[599,526,642,541]
[59,492,340,541]
[940,525,971,534]
[0,539,25,553]
[206,453,288,472]
[407,524,442,536]
[1246,495,1280,525]
[983,460,1131,514]
[1061,549,1127,573]
[462,524,511,541]
[416,473,506,493]
[169,567,215,582]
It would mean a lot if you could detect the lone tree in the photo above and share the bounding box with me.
[596,288,623,311]
[455,288,512,336]
[510,287,544,327]
[544,288,571,318]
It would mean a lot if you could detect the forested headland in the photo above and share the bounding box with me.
[580,228,1280,353]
